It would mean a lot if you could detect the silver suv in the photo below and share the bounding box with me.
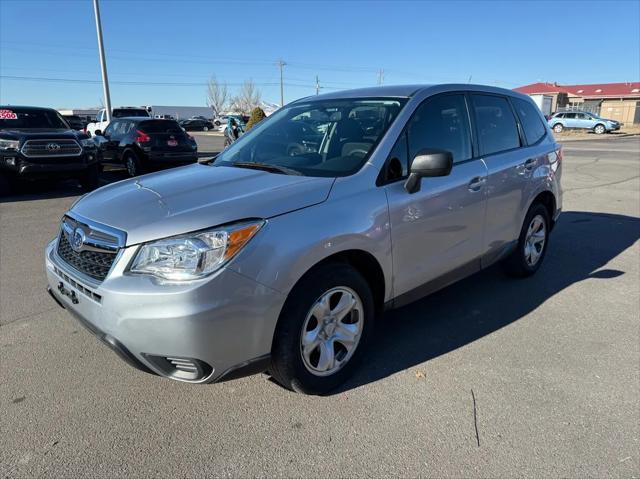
[45,85,562,394]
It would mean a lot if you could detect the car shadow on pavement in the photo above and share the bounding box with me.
[334,211,640,394]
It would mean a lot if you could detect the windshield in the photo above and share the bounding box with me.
[0,108,69,130]
[113,109,149,118]
[215,98,406,177]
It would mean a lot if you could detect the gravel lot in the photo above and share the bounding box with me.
[1,137,638,478]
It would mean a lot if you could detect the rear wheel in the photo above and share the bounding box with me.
[203,126,209,132]
[553,123,564,133]
[124,151,142,177]
[270,263,375,395]
[594,123,606,135]
[503,203,550,277]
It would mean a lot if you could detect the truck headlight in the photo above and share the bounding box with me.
[0,139,19,151]
[130,220,264,281]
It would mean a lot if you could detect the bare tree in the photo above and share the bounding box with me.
[230,80,262,115]
[206,75,229,117]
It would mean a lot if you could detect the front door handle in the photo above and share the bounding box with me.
[523,158,537,170]
[468,176,486,192]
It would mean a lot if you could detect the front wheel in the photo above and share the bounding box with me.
[203,126,209,132]
[270,263,375,395]
[594,124,606,135]
[553,123,564,133]
[503,203,550,277]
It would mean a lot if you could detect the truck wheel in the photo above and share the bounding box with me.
[80,165,100,191]
[124,151,142,177]
[270,262,375,395]
[594,124,606,135]
[503,203,550,278]
[553,123,564,133]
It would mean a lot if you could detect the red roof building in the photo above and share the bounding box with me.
[514,82,640,124]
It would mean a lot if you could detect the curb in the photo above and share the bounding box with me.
[556,133,639,142]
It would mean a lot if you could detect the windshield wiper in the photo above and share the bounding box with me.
[232,161,302,176]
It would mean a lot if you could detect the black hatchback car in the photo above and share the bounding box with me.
[94,118,198,177]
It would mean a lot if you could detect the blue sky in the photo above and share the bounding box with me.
[1,0,638,109]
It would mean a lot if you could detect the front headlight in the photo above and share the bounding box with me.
[80,138,95,148]
[130,220,264,281]
[0,139,20,151]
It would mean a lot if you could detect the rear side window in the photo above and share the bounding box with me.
[407,94,472,164]
[513,98,547,145]
[471,94,520,156]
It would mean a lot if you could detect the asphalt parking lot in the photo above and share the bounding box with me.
[1,136,638,477]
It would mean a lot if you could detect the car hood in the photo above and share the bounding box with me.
[71,164,335,245]
[0,129,87,141]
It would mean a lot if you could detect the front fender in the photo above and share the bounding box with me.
[228,178,393,302]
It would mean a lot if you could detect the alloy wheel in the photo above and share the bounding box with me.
[300,287,364,376]
[524,214,546,266]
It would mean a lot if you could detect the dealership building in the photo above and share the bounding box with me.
[514,82,640,124]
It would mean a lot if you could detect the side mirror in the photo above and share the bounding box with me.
[94,130,103,136]
[404,148,453,194]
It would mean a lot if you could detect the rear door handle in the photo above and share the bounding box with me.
[468,176,486,192]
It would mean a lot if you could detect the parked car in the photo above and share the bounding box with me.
[0,106,99,192]
[179,118,214,131]
[62,114,86,131]
[85,107,151,137]
[45,85,562,394]
[218,115,247,132]
[93,118,198,177]
[547,111,621,134]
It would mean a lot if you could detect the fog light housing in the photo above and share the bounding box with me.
[5,157,16,167]
[142,354,213,381]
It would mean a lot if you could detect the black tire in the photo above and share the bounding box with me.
[594,123,606,135]
[203,126,209,132]
[124,151,142,177]
[552,123,564,133]
[80,164,100,191]
[503,203,550,277]
[270,262,375,395]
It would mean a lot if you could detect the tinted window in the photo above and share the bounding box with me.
[139,120,183,133]
[564,113,576,119]
[103,121,118,136]
[472,94,520,155]
[113,109,149,118]
[407,94,472,164]
[513,98,547,145]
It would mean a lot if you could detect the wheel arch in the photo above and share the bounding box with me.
[530,190,557,230]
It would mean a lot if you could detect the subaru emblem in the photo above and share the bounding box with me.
[71,227,86,252]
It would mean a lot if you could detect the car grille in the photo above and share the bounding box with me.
[21,139,82,158]
[55,215,124,282]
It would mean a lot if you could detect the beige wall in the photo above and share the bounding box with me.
[600,99,639,124]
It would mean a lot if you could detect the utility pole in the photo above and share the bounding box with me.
[377,68,384,85]
[93,0,112,122]
[277,59,286,107]
[315,75,320,95]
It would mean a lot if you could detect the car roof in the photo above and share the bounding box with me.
[114,117,174,122]
[304,83,529,102]
[0,105,59,111]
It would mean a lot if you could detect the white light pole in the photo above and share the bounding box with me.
[93,0,112,122]
[277,59,286,107]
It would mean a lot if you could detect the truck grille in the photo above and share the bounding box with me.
[55,215,125,282]
[21,139,82,158]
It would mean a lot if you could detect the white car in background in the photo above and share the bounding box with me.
[85,107,151,136]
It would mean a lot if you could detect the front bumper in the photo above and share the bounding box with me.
[1,151,98,178]
[45,238,285,383]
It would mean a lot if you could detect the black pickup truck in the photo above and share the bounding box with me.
[0,106,100,194]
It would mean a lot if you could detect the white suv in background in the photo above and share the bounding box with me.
[85,107,151,136]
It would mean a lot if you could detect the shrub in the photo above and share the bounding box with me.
[245,107,266,131]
